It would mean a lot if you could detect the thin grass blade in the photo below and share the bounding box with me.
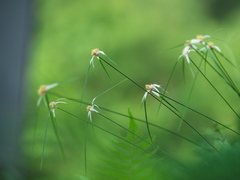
[99,59,110,79]
[40,113,51,169]
[45,95,66,163]
[80,64,91,106]
[143,98,153,143]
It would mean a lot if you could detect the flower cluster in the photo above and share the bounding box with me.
[178,35,221,63]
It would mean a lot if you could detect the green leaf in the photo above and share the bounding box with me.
[127,108,137,137]
[98,110,160,180]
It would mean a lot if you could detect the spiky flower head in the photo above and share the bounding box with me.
[92,49,100,56]
[142,83,165,102]
[87,98,99,122]
[37,83,58,95]
[208,42,221,52]
[196,35,205,40]
[208,42,214,48]
[86,105,93,112]
[49,98,66,117]
[190,35,210,44]
[179,44,195,63]
[145,84,160,92]
[199,42,221,53]
[37,83,58,106]
[38,85,47,95]
[49,101,57,109]
[91,48,105,57]
[90,48,106,68]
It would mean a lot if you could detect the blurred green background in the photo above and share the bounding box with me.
[23,0,240,179]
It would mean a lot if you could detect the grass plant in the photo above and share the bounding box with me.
[29,34,240,180]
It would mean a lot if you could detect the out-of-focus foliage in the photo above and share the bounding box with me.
[23,0,240,179]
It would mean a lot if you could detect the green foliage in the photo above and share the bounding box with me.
[98,109,160,180]
[23,1,240,179]
[185,141,240,180]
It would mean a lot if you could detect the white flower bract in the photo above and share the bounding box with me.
[178,44,195,63]
[200,42,221,53]
[90,48,106,68]
[190,35,210,45]
[49,98,67,117]
[37,83,59,106]
[87,98,99,122]
[142,84,165,101]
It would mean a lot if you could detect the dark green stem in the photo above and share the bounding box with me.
[190,59,240,120]
[99,57,218,152]
[143,98,153,142]
[212,50,240,96]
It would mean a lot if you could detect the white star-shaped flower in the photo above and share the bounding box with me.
[190,35,210,45]
[90,48,106,68]
[142,84,166,101]
[37,83,58,106]
[178,43,195,63]
[86,98,99,122]
[49,98,67,117]
[200,42,221,53]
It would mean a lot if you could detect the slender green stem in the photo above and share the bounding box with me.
[182,58,186,82]
[178,58,203,133]
[84,122,88,177]
[159,43,185,53]
[48,91,240,136]
[98,113,173,158]
[214,50,237,68]
[98,57,144,91]
[99,113,186,168]
[190,59,240,120]
[58,107,186,168]
[45,94,66,163]
[99,57,218,151]
[94,79,128,100]
[58,108,159,159]
[143,98,153,142]
[99,58,110,79]
[105,106,207,149]
[212,50,240,96]
[195,49,239,96]
[208,50,235,91]
[49,91,208,148]
[196,49,230,82]
[48,92,208,149]
[32,106,40,153]
[158,60,178,112]
[40,113,51,169]
[157,92,240,136]
[80,64,91,107]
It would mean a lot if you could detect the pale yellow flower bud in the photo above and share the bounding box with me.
[87,105,92,111]
[38,85,47,95]
[91,48,100,56]
[49,102,57,109]
[207,42,214,48]
[145,84,153,91]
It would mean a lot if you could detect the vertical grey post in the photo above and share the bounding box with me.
[0,0,32,179]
